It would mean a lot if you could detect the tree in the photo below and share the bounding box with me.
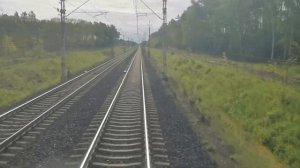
[28,11,36,21]
[2,35,17,55]
[0,28,5,55]
[0,12,122,54]
[151,0,300,61]
[41,21,60,52]
[14,12,19,18]
[20,12,27,20]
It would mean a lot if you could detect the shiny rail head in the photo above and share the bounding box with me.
[79,50,138,168]
[0,54,133,154]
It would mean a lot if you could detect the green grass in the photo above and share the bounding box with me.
[183,51,300,82]
[252,63,300,80]
[150,48,299,168]
[0,49,111,110]
[230,60,300,81]
[66,50,108,75]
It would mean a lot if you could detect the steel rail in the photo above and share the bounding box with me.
[79,51,137,168]
[0,55,130,151]
[141,54,151,168]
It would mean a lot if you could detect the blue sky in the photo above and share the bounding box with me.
[0,0,191,41]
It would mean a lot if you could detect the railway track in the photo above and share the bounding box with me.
[0,49,136,166]
[65,48,170,168]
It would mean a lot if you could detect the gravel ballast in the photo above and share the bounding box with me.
[145,56,216,168]
[8,57,131,168]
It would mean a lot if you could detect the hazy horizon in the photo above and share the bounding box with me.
[0,0,191,42]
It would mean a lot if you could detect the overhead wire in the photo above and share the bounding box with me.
[66,0,93,17]
[92,1,114,25]
[66,1,94,18]
[67,0,157,42]
[138,0,163,20]
[66,0,108,23]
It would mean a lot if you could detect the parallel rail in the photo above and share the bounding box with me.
[79,50,138,168]
[0,56,115,119]
[0,49,136,152]
[73,48,169,168]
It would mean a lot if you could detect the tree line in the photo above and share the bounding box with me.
[151,0,300,62]
[0,11,120,56]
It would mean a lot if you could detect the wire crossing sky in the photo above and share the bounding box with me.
[0,0,191,41]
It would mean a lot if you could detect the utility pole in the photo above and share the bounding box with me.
[134,0,147,43]
[134,0,140,43]
[60,0,67,81]
[148,21,151,57]
[162,0,167,77]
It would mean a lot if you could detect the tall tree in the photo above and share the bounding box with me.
[151,0,300,61]
[0,12,123,56]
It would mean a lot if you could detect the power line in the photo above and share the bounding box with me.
[75,11,108,14]
[134,0,149,43]
[139,0,163,20]
[66,1,107,22]
[69,1,114,25]
[66,1,94,18]
[69,1,108,16]
[94,12,109,17]
[58,0,96,81]
[66,0,93,17]
[134,0,140,42]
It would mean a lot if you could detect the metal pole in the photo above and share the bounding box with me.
[134,0,139,43]
[148,21,151,57]
[162,0,167,77]
[137,16,139,42]
[60,0,67,81]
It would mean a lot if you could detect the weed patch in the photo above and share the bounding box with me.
[0,49,110,110]
[150,49,299,168]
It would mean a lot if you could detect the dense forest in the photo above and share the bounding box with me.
[0,11,120,56]
[151,0,300,62]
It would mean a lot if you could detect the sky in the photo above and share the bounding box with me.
[0,0,191,42]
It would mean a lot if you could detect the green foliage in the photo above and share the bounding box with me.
[150,49,299,167]
[0,49,109,110]
[0,12,121,55]
[151,0,300,61]
[66,50,107,75]
[2,35,17,55]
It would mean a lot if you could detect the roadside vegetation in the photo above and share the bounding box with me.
[0,11,120,55]
[0,49,116,110]
[148,1,299,167]
[250,64,300,83]
[151,0,300,62]
[188,54,300,84]
[0,12,133,111]
[150,48,299,168]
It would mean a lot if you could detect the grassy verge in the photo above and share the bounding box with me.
[0,49,112,110]
[150,48,299,168]
[211,57,300,82]
[248,63,300,80]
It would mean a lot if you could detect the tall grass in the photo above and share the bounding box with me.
[150,49,299,168]
[229,60,300,81]
[0,49,110,110]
